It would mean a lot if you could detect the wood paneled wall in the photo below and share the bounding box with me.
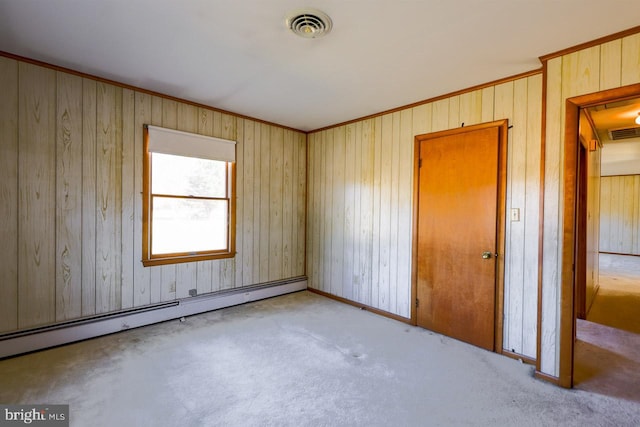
[540,32,640,377]
[307,74,543,358]
[0,57,306,333]
[600,175,640,255]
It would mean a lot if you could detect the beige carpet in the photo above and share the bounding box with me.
[574,253,640,403]
[587,253,640,334]
[2,291,639,426]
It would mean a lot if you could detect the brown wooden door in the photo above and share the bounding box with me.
[416,126,500,351]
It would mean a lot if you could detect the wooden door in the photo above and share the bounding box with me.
[416,125,501,351]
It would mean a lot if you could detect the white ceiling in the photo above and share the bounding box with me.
[1,1,640,131]
[588,99,640,176]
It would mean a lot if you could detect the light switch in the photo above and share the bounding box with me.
[510,208,520,222]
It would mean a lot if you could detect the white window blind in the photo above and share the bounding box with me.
[146,125,236,163]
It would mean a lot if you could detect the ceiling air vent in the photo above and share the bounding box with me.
[608,126,640,141]
[286,9,332,39]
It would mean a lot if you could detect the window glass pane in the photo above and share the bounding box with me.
[151,153,226,198]
[152,197,228,255]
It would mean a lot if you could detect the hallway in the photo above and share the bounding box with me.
[574,253,640,401]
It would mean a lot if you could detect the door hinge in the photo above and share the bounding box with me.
[415,298,419,308]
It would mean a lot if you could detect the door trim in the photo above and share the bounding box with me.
[410,119,509,353]
[554,82,640,388]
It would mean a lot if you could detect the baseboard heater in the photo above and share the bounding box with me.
[0,277,307,359]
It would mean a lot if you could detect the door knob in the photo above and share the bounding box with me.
[482,251,492,259]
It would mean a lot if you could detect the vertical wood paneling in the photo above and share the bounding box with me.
[622,176,634,253]
[259,123,271,283]
[599,176,612,250]
[133,91,151,307]
[599,175,640,255]
[359,119,375,305]
[621,33,640,85]
[55,72,83,321]
[431,99,449,132]
[371,117,382,304]
[232,119,245,288]
[635,175,640,255]
[309,133,318,288]
[235,118,245,287]
[522,74,542,357]
[541,57,563,376]
[307,133,317,287]
[251,123,263,284]
[296,132,307,276]
[282,129,294,279]
[505,80,525,352]
[561,47,601,99]
[242,120,255,286]
[459,90,482,126]
[3,58,306,333]
[412,104,430,136]
[82,79,97,315]
[322,129,333,292]
[378,114,393,311]
[352,122,363,301]
[481,87,495,123]
[388,114,401,313]
[269,127,284,282]
[332,127,346,296]
[0,57,18,332]
[447,95,460,128]
[634,176,640,255]
[95,83,122,314]
[307,73,541,358]
[343,124,356,300]
[397,109,413,317]
[599,39,622,90]
[120,88,135,309]
[18,63,56,328]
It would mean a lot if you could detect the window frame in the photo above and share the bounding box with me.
[142,125,236,267]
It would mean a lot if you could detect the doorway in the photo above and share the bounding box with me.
[558,83,640,390]
[412,120,508,352]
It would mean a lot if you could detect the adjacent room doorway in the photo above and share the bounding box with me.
[558,82,640,389]
[412,120,508,352]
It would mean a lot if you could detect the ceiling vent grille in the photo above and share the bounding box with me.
[608,126,640,141]
[286,9,332,39]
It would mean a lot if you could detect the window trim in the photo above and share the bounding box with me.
[142,125,236,267]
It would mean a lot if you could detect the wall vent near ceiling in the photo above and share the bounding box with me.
[286,9,332,39]
[608,126,640,141]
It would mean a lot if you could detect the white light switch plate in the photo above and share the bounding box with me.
[510,208,520,222]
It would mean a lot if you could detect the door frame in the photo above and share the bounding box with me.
[410,119,509,353]
[555,82,640,388]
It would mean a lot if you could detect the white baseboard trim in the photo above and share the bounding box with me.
[0,278,307,359]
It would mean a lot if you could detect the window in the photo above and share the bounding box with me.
[142,125,236,266]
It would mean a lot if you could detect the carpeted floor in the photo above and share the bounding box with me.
[587,253,640,334]
[574,253,640,404]
[1,291,639,426]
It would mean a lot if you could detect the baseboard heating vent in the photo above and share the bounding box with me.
[0,277,307,359]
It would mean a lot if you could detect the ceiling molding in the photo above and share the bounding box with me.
[309,68,543,134]
[0,49,306,134]
[539,24,640,63]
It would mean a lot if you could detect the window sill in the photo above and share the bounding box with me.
[142,252,235,267]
